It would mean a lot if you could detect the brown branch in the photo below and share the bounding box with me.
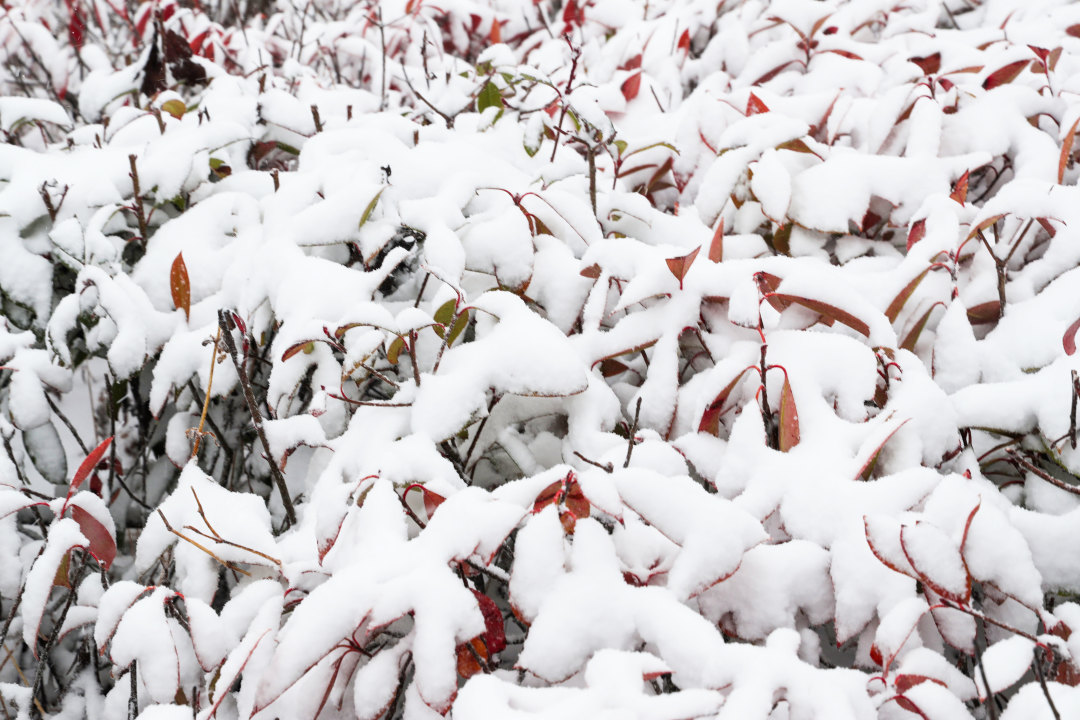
[157,510,250,576]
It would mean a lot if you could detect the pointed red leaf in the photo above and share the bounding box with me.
[1069,25,1080,38]
[770,294,871,336]
[698,367,753,436]
[677,29,691,54]
[966,301,1001,325]
[621,72,642,101]
[746,92,770,116]
[906,219,926,251]
[900,304,938,352]
[68,436,112,502]
[404,483,445,521]
[895,674,947,693]
[864,516,915,577]
[855,418,910,480]
[982,60,1029,89]
[965,214,1007,241]
[778,376,799,452]
[665,246,700,289]
[472,590,506,654]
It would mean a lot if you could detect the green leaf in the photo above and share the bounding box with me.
[434,299,457,327]
[447,310,470,346]
[161,99,186,119]
[358,188,385,229]
[477,81,504,113]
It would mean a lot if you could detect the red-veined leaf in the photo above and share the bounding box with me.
[900,522,971,604]
[708,219,724,263]
[746,92,769,116]
[864,516,915,577]
[171,252,191,321]
[665,246,700,289]
[910,53,941,74]
[778,375,800,452]
[532,480,562,514]
[1037,217,1058,237]
[982,59,1030,89]
[949,170,969,205]
[1059,116,1080,183]
[776,137,818,156]
[885,268,931,323]
[70,504,117,570]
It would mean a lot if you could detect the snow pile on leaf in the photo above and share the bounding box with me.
[4,0,1080,719]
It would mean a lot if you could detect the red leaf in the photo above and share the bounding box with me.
[900,523,971,604]
[665,246,701,289]
[754,272,791,312]
[907,219,926,251]
[966,301,1001,325]
[708,218,724,263]
[949,170,969,205]
[870,644,883,667]
[698,367,752,436]
[472,590,506,654]
[677,29,691,54]
[965,213,1008,241]
[68,436,112,502]
[769,294,871,336]
[894,696,931,719]
[982,59,1029,89]
[822,49,863,60]
[900,304,939,352]
[281,341,316,361]
[532,480,562,513]
[778,375,799,452]
[855,418,910,480]
[171,252,191,321]
[621,72,642,101]
[864,516,915,578]
[910,53,941,74]
[70,505,117,570]
[1068,25,1080,38]
[404,483,445,521]
[1029,45,1050,63]
[746,92,770,116]
[620,53,642,71]
[599,359,629,378]
[895,674,947,693]
[1059,116,1080,184]
[1064,314,1080,355]
[580,263,602,279]
[564,477,590,521]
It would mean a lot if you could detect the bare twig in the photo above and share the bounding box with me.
[191,327,222,460]
[218,311,297,527]
[157,510,250,576]
[624,398,642,468]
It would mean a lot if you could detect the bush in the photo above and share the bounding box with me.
[3,0,1080,719]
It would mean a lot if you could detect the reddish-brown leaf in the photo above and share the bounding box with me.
[580,263,602,279]
[965,213,1007,241]
[900,304,938,352]
[404,483,445,522]
[885,268,931,323]
[900,523,971,604]
[982,59,1029,89]
[599,359,630,378]
[456,638,488,679]
[621,72,642,101]
[281,341,316,362]
[1063,314,1080,355]
[966,301,1001,325]
[564,478,590,521]
[472,590,507,654]
[778,376,800,452]
[1059,116,1080,184]
[894,696,931,719]
[822,49,863,60]
[70,504,117,570]
[910,53,941,74]
[906,218,926,251]
[532,480,562,514]
[665,246,700,289]
[855,419,910,480]
[958,500,981,557]
[1068,25,1080,38]
[708,218,724,263]
[746,92,770,116]
[949,170,970,205]
[864,516,915,578]
[171,252,191,321]
[677,28,691,54]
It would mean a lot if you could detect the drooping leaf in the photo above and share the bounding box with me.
[599,359,630,378]
[1065,315,1080,356]
[769,294,871,336]
[281,341,317,361]
[434,299,456,328]
[771,223,793,256]
[855,419,910,480]
[778,375,800,452]
[446,310,470,347]
[621,72,642,101]
[387,336,406,365]
[171,252,191,321]
[900,304,938,352]
[472,590,506,654]
[966,301,1001,324]
[70,504,117,570]
[404,483,445,522]
[900,522,971,603]
[965,214,1007,241]
[982,60,1030,89]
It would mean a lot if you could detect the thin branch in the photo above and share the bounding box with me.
[191,327,223,460]
[157,510,250,576]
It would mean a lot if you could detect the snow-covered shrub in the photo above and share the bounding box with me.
[5,0,1080,719]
